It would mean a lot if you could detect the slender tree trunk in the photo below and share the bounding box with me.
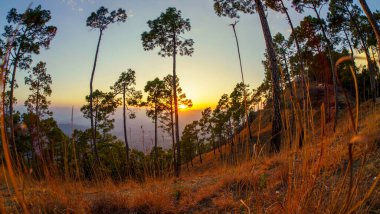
[196,136,202,164]
[213,139,216,155]
[0,66,29,214]
[230,23,253,144]
[173,34,181,177]
[9,60,19,162]
[371,46,378,63]
[8,30,27,168]
[342,28,358,96]
[36,85,40,156]
[90,30,102,162]
[154,103,158,171]
[363,46,376,102]
[282,52,295,146]
[359,0,380,66]
[228,119,234,163]
[170,95,176,166]
[346,4,376,102]
[63,138,69,180]
[312,6,338,131]
[282,54,293,96]
[280,0,308,148]
[343,30,354,58]
[280,0,307,92]
[122,83,130,163]
[255,0,282,152]
[94,107,98,144]
[363,78,366,101]
[71,106,80,179]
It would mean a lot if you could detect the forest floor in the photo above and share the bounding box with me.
[1,97,380,213]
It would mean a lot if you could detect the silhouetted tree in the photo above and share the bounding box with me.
[358,0,380,66]
[180,123,197,169]
[144,78,166,170]
[211,94,232,158]
[292,0,340,128]
[229,21,253,144]
[229,82,252,140]
[266,0,307,84]
[141,7,194,176]
[86,6,127,161]
[290,16,334,90]
[81,90,121,151]
[214,0,282,152]
[191,120,203,164]
[160,74,192,166]
[199,107,213,154]
[327,0,355,57]
[111,69,142,164]
[328,0,376,102]
[24,61,52,150]
[2,5,56,155]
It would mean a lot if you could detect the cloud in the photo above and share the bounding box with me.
[60,0,95,12]
[128,9,134,18]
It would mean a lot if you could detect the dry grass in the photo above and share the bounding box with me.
[1,100,380,213]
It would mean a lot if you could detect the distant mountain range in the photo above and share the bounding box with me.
[52,106,203,152]
[57,123,87,136]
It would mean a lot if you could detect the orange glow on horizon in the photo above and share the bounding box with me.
[179,104,189,110]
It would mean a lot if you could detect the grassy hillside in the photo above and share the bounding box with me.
[1,98,379,213]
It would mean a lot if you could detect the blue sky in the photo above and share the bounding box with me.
[0,0,379,111]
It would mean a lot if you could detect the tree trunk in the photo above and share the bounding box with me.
[9,59,19,163]
[0,69,29,212]
[173,34,181,177]
[231,23,253,144]
[346,3,376,102]
[90,30,102,163]
[71,106,80,179]
[212,139,216,155]
[36,83,40,158]
[122,83,130,164]
[94,106,98,144]
[154,103,158,169]
[170,95,176,166]
[8,30,27,168]
[359,0,380,66]
[343,30,354,58]
[255,0,282,152]
[312,5,338,132]
[196,136,202,164]
[227,119,234,162]
[282,52,295,146]
[280,0,307,148]
[280,0,307,94]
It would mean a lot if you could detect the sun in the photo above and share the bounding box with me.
[179,104,188,110]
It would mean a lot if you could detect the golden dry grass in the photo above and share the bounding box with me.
[1,100,380,213]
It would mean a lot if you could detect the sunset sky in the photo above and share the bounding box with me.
[1,0,379,111]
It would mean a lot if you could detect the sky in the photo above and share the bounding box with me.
[0,0,379,113]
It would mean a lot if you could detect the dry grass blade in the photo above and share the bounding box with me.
[0,3,34,213]
[240,199,251,214]
[334,55,356,132]
[347,170,380,214]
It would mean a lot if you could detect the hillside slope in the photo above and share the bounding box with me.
[2,99,379,213]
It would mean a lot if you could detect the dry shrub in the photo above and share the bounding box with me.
[25,180,89,213]
[178,179,223,212]
[212,192,239,212]
[90,193,130,214]
[128,188,175,213]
